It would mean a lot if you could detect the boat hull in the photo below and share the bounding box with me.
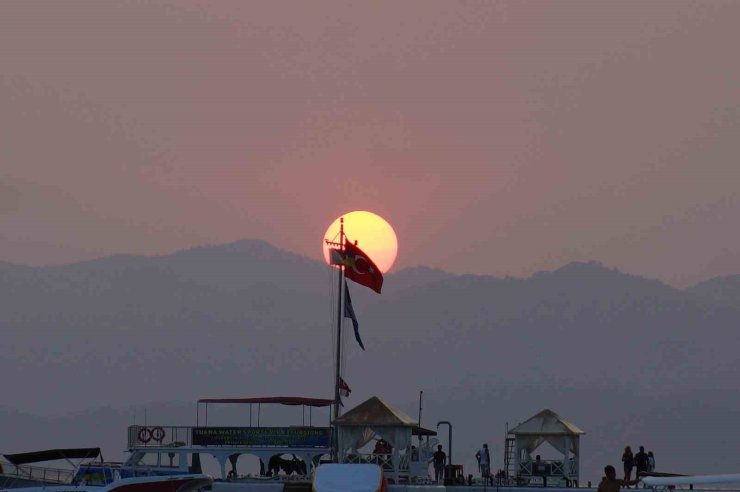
[0,474,212,492]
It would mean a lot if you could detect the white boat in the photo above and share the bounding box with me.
[121,396,332,486]
[0,448,212,492]
[0,474,212,492]
[643,472,740,489]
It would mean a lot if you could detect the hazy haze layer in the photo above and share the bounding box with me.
[2,1,740,287]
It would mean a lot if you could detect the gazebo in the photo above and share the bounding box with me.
[509,409,585,487]
[334,396,437,483]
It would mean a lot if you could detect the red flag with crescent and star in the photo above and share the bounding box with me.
[341,238,384,294]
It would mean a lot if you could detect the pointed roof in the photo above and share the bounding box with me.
[334,396,419,427]
[509,409,584,436]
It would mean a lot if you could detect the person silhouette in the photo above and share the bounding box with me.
[635,446,649,479]
[476,443,491,484]
[622,446,634,486]
[431,444,446,483]
[599,465,639,492]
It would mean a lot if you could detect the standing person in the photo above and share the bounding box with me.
[476,444,491,482]
[431,444,446,483]
[622,446,634,486]
[647,452,655,473]
[634,446,649,480]
[598,465,639,492]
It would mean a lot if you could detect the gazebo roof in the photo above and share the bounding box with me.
[334,396,435,436]
[509,408,585,436]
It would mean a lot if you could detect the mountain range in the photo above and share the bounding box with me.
[2,239,740,482]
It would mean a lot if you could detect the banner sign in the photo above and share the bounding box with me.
[191,427,331,447]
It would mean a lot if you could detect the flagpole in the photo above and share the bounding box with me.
[332,218,345,462]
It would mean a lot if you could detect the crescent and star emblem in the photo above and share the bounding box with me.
[345,254,374,275]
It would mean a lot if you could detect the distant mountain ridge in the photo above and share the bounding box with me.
[1,239,734,295]
[2,239,737,394]
[687,274,740,307]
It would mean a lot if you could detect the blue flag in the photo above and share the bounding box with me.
[344,284,365,350]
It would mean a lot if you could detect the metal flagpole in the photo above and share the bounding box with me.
[332,218,345,462]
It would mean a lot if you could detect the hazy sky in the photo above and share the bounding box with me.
[2,0,739,287]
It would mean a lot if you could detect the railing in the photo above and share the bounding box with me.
[0,461,75,484]
[343,453,407,472]
[519,459,579,480]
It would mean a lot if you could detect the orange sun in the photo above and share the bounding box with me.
[322,211,398,273]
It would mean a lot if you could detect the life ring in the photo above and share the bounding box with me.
[138,427,152,443]
[151,426,166,443]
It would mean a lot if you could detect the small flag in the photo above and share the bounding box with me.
[343,238,383,294]
[344,284,365,350]
[339,377,352,398]
[329,248,345,265]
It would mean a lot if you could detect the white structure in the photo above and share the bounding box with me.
[334,396,436,484]
[124,397,333,481]
[313,464,385,492]
[509,409,585,487]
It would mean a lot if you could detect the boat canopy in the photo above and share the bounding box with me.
[3,448,101,465]
[197,396,334,407]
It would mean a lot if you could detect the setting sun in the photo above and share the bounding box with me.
[322,211,398,273]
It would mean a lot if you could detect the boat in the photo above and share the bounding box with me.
[0,473,212,492]
[642,472,740,489]
[120,397,332,487]
[0,448,212,492]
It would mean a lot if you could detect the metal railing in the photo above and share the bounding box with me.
[343,453,407,472]
[0,461,75,484]
[519,458,579,482]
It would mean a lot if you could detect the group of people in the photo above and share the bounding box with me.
[599,446,657,492]
[622,446,656,484]
[429,442,491,484]
[370,436,659,488]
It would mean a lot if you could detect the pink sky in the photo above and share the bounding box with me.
[1,0,739,287]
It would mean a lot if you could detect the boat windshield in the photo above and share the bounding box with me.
[71,465,117,486]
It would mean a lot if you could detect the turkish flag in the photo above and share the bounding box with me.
[342,239,384,294]
[339,377,352,398]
